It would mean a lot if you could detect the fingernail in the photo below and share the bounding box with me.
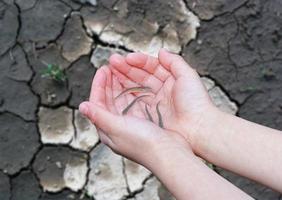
[79,102,89,116]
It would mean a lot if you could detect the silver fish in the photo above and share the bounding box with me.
[115,86,152,99]
[122,95,150,115]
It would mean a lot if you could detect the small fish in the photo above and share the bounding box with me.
[145,104,154,122]
[122,95,150,115]
[115,86,152,99]
[156,101,164,128]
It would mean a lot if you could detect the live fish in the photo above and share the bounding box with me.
[115,86,152,99]
[145,104,154,122]
[156,101,164,128]
[122,95,150,115]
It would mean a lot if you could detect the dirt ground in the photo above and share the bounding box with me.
[0,0,281,199]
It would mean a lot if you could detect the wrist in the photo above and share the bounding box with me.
[147,132,194,172]
[183,106,227,157]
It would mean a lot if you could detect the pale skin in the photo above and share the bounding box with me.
[79,49,282,199]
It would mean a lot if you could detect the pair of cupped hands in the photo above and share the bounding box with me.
[79,49,215,169]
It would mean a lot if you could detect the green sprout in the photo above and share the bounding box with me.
[41,63,66,82]
[261,68,275,80]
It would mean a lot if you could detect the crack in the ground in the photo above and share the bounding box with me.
[121,158,131,195]
[32,8,73,50]
[0,110,36,123]
[6,142,43,179]
[17,41,41,119]
[3,1,279,199]
[181,0,200,22]
[27,45,72,109]
[69,109,78,144]
[81,155,92,199]
[204,72,261,117]
[226,14,240,80]
[188,0,251,22]
[79,13,133,53]
[12,1,21,46]
[0,1,20,58]
[122,173,154,200]
[3,38,44,193]
[7,171,12,200]
[17,0,40,12]
[69,109,93,196]
[58,0,82,11]
[202,74,241,108]
[29,143,90,194]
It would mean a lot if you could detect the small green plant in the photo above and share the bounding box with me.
[41,63,66,82]
[261,68,275,80]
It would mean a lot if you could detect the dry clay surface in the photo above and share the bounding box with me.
[0,0,281,200]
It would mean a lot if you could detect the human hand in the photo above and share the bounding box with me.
[79,66,192,170]
[108,49,218,152]
[78,56,254,200]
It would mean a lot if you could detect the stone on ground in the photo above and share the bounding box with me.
[124,158,151,193]
[0,45,33,82]
[0,77,38,121]
[82,0,199,55]
[33,146,88,192]
[134,177,174,200]
[87,144,128,200]
[29,44,70,106]
[70,110,99,151]
[38,106,74,144]
[19,0,71,45]
[58,14,93,62]
[91,45,126,68]
[66,56,96,108]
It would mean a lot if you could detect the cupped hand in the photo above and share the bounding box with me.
[79,66,192,169]
[109,49,217,149]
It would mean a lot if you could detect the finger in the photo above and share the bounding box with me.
[111,67,156,105]
[155,76,175,104]
[126,52,171,82]
[111,67,141,88]
[104,67,118,114]
[89,66,107,108]
[79,101,123,136]
[112,75,128,114]
[97,129,114,147]
[109,54,163,93]
[158,48,196,79]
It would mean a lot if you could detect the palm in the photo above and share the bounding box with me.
[108,51,211,132]
[85,65,193,164]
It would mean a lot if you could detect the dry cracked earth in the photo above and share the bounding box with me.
[0,0,281,199]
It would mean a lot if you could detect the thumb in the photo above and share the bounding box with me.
[79,101,123,135]
[158,48,195,79]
